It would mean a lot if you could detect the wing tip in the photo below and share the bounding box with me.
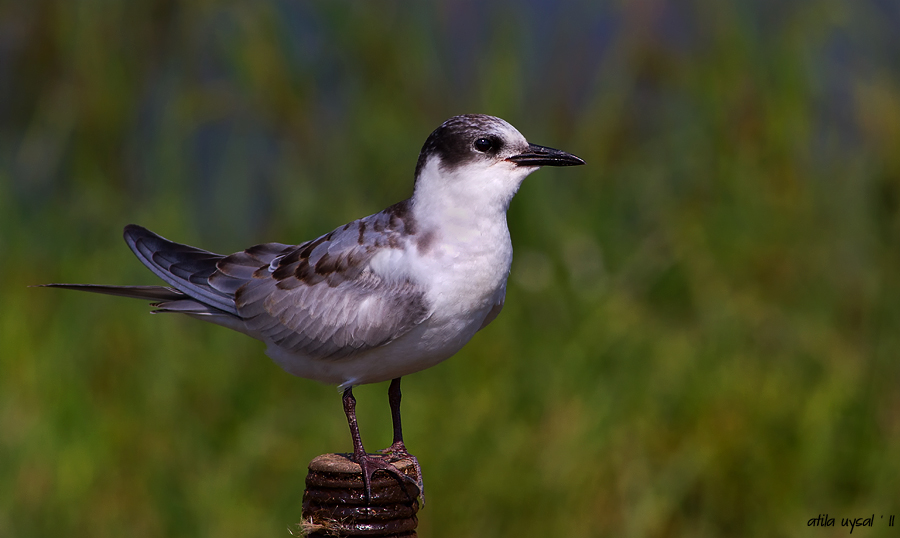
[123,224,152,246]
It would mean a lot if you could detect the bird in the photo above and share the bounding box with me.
[41,114,584,500]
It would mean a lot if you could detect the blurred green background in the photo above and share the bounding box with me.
[3,1,900,536]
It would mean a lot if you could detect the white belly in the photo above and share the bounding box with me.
[264,305,490,388]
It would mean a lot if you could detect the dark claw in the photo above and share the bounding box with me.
[380,441,425,503]
[352,452,414,503]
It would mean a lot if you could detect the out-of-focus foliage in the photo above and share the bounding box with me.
[2,1,900,536]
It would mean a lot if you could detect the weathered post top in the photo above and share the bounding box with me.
[300,453,421,538]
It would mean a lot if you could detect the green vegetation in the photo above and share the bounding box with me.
[2,1,899,536]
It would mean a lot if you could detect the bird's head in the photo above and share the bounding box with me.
[412,114,584,212]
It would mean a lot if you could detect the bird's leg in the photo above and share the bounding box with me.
[380,377,424,499]
[383,377,410,456]
[342,386,410,503]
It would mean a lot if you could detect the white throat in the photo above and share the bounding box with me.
[410,156,536,234]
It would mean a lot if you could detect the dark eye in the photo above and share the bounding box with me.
[474,137,494,152]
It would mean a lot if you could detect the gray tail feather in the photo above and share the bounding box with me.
[35,283,185,301]
[36,283,244,332]
[39,225,241,318]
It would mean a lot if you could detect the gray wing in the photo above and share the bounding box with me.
[48,219,428,360]
[124,224,240,314]
[122,224,291,318]
[208,200,430,359]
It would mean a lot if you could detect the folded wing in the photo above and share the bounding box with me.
[125,201,429,361]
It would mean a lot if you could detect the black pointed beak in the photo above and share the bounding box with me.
[506,143,585,167]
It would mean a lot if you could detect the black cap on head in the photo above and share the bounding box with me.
[414,115,513,177]
[414,114,584,179]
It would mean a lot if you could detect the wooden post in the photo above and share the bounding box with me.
[300,454,421,537]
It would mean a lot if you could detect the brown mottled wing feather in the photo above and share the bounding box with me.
[209,200,430,360]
